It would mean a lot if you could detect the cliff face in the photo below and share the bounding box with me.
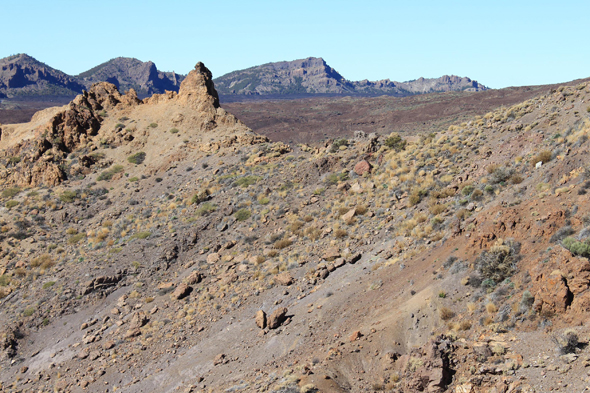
[214,57,487,96]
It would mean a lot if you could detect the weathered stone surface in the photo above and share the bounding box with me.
[186,271,202,285]
[268,307,288,329]
[341,208,356,222]
[82,274,122,295]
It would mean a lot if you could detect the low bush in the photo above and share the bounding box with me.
[5,200,19,209]
[59,190,77,203]
[475,239,520,284]
[2,187,21,198]
[236,176,260,188]
[532,150,552,165]
[562,236,590,258]
[552,329,579,354]
[127,152,146,165]
[384,134,407,151]
[191,190,210,205]
[196,202,216,216]
[235,209,251,221]
[97,165,124,181]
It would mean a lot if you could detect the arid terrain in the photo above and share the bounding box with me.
[0,61,590,393]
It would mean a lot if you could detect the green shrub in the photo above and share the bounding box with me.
[149,123,158,128]
[461,185,475,196]
[68,233,86,244]
[8,156,21,165]
[2,187,21,198]
[236,176,260,188]
[59,190,77,203]
[170,128,179,134]
[235,209,251,221]
[0,275,10,286]
[23,307,36,317]
[127,152,146,165]
[97,165,124,181]
[384,134,407,151]
[562,237,590,258]
[131,232,151,240]
[326,172,349,185]
[258,196,270,205]
[5,200,18,209]
[42,281,56,289]
[128,177,139,182]
[196,202,216,216]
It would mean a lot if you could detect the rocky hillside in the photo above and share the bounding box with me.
[0,54,86,98]
[214,57,487,96]
[77,57,185,96]
[1,63,590,392]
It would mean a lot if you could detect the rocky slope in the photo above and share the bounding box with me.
[214,57,487,96]
[0,63,590,392]
[77,57,185,96]
[0,54,86,98]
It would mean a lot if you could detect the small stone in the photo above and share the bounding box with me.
[213,353,227,365]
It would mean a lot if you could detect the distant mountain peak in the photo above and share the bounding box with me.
[214,57,487,97]
[77,57,184,95]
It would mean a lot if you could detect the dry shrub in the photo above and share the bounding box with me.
[31,254,53,268]
[334,228,348,238]
[509,174,524,184]
[486,303,498,314]
[429,203,447,215]
[486,163,500,174]
[532,150,552,165]
[304,226,321,240]
[273,239,292,249]
[459,320,472,331]
[467,303,477,313]
[355,205,368,215]
[303,215,313,222]
[432,188,455,198]
[288,221,304,232]
[439,307,455,320]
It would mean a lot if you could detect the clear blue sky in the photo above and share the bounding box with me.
[2,0,589,89]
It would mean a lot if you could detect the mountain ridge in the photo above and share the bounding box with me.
[0,54,487,100]
[213,56,487,96]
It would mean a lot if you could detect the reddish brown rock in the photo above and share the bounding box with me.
[349,331,363,341]
[354,160,372,176]
[323,247,340,261]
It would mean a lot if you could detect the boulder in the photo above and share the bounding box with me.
[255,310,267,329]
[354,160,372,176]
[275,272,294,286]
[268,307,288,329]
[171,283,192,300]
